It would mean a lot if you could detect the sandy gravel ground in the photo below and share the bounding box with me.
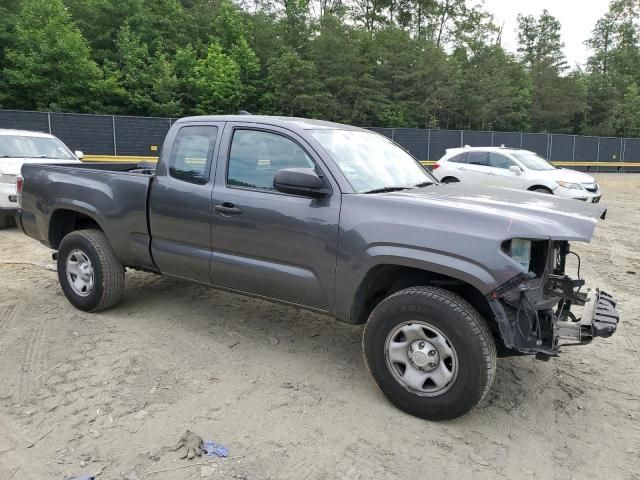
[0,174,639,480]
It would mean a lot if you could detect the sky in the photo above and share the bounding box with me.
[482,0,611,68]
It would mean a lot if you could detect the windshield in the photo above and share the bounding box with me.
[309,129,435,193]
[0,135,75,160]
[511,151,557,171]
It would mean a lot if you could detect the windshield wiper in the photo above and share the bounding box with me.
[413,181,434,188]
[363,186,411,194]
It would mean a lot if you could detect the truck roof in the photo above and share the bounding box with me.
[177,115,367,132]
[0,128,55,138]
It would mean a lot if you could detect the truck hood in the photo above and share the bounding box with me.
[1,157,80,175]
[382,182,607,242]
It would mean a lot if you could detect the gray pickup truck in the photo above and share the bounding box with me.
[17,115,620,420]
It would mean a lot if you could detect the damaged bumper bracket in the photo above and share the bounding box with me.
[554,289,620,345]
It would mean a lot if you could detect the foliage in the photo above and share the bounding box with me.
[0,0,638,136]
[194,41,242,114]
[1,0,103,111]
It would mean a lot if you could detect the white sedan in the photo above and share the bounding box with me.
[0,129,82,228]
[432,147,602,203]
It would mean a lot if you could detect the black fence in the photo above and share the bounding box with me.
[0,109,173,157]
[1,109,639,171]
[369,128,639,172]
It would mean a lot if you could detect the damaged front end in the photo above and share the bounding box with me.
[488,240,620,359]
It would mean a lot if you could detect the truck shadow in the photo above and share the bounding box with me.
[119,272,542,421]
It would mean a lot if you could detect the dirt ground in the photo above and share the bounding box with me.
[0,173,639,480]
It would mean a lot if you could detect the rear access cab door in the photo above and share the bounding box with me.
[209,122,341,311]
[458,151,491,184]
[148,121,223,282]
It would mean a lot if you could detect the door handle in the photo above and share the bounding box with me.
[459,167,467,170]
[214,203,242,216]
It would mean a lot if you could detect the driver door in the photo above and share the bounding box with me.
[209,124,340,311]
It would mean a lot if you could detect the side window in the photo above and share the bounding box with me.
[448,153,467,163]
[489,153,515,169]
[466,151,488,166]
[169,126,218,185]
[227,129,315,191]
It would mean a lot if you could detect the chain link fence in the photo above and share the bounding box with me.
[1,109,639,171]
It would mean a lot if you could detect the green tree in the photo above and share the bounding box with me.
[4,0,633,136]
[194,42,242,114]
[517,10,582,132]
[611,82,640,136]
[309,16,386,124]
[262,49,329,117]
[213,0,247,50]
[128,0,188,54]
[278,0,312,49]
[403,42,459,128]
[449,45,530,131]
[107,24,180,116]
[64,0,142,64]
[2,0,103,111]
[585,0,640,135]
[518,10,567,72]
[230,36,261,110]
[0,0,20,72]
[173,44,201,114]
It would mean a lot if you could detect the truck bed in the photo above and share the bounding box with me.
[20,162,157,269]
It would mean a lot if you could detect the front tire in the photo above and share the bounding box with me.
[57,229,125,312]
[363,287,496,420]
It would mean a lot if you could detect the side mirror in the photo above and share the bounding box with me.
[509,165,522,174]
[74,150,84,160]
[273,168,330,198]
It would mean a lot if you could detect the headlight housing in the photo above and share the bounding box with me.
[502,239,549,277]
[0,173,18,184]
[508,238,531,271]
[556,181,582,190]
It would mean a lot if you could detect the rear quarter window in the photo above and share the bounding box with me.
[448,153,467,163]
[169,125,218,184]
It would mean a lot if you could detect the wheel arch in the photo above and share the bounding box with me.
[527,184,554,193]
[349,262,497,333]
[49,207,105,249]
[440,176,460,183]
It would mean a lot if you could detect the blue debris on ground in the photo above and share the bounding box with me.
[202,440,229,458]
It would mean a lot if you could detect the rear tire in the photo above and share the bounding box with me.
[57,229,125,312]
[0,215,15,229]
[363,286,496,420]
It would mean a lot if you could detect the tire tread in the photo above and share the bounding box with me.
[363,286,497,418]
[59,229,125,311]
